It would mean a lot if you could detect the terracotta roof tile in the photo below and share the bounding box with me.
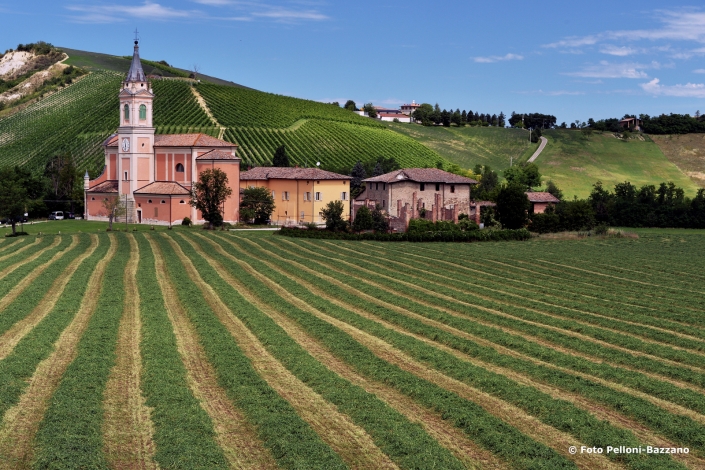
[240,167,351,181]
[87,180,119,193]
[154,133,235,148]
[103,134,118,147]
[134,181,190,195]
[363,168,477,184]
[196,149,240,160]
[525,192,560,203]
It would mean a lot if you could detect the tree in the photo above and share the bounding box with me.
[363,103,377,118]
[372,161,384,176]
[412,103,434,125]
[344,100,357,111]
[0,168,28,235]
[371,206,389,232]
[190,168,233,229]
[545,180,563,201]
[504,163,541,190]
[240,186,275,225]
[498,112,506,127]
[272,144,290,167]
[321,200,348,231]
[353,206,373,232]
[350,160,367,198]
[451,109,462,126]
[101,196,125,232]
[495,183,530,229]
[441,109,451,127]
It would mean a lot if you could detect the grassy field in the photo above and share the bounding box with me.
[650,134,705,188]
[0,228,704,469]
[537,130,699,199]
[387,123,536,172]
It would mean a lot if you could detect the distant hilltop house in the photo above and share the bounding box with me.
[354,168,477,231]
[400,101,421,116]
[526,192,560,214]
[84,40,241,225]
[354,102,415,122]
[239,167,351,226]
[619,117,642,131]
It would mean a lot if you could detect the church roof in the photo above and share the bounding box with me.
[126,41,146,82]
[363,168,477,184]
[134,181,190,195]
[103,134,118,147]
[196,149,240,161]
[87,180,119,193]
[154,133,235,148]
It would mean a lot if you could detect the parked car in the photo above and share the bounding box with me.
[1,215,27,224]
[66,212,76,219]
[49,211,65,220]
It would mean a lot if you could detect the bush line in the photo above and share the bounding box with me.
[277,226,532,242]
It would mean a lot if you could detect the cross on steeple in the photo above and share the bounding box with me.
[133,28,140,42]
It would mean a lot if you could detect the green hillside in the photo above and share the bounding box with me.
[0,54,444,175]
[387,123,537,172]
[537,130,699,199]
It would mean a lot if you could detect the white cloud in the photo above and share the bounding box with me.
[67,2,199,23]
[190,0,328,22]
[564,61,657,79]
[694,69,705,74]
[641,78,705,98]
[252,8,327,21]
[599,45,639,56]
[474,53,523,63]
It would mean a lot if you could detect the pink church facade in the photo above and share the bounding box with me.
[84,40,240,225]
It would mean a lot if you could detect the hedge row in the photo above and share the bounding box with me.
[277,227,532,242]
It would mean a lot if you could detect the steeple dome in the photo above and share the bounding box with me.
[126,40,146,82]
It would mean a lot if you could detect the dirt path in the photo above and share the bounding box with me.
[149,237,279,470]
[102,235,158,470]
[528,136,548,163]
[190,86,226,139]
[166,234,396,470]
[204,234,616,470]
[0,235,117,469]
[186,233,508,470]
[0,235,95,361]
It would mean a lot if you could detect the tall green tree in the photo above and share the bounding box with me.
[0,168,28,235]
[321,200,347,231]
[495,182,530,229]
[190,168,233,229]
[350,160,367,198]
[344,100,357,111]
[363,103,377,118]
[353,206,373,232]
[272,145,290,167]
[240,186,275,225]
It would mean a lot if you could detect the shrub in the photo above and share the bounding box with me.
[277,227,531,242]
[593,223,609,235]
[181,216,192,226]
[353,206,373,232]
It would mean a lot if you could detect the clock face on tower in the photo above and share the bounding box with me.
[122,138,130,152]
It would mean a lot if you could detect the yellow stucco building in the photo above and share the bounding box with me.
[239,167,351,225]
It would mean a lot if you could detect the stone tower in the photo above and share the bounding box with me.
[117,39,155,200]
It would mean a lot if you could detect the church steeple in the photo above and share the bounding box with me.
[126,40,146,82]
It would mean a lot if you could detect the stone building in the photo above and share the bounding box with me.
[526,192,560,214]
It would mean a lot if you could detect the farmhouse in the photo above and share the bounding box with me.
[84,40,241,225]
[526,191,560,213]
[619,117,642,130]
[354,168,477,230]
[240,167,351,226]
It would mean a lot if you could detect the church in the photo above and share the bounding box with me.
[84,40,241,225]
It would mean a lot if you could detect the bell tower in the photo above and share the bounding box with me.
[117,34,155,199]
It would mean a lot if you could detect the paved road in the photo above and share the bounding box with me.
[528,136,548,163]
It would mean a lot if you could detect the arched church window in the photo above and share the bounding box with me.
[123,104,129,121]
[175,163,184,173]
[139,104,147,120]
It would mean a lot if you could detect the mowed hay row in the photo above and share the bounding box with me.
[1,231,704,469]
[206,234,692,468]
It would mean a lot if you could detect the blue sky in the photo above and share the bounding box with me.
[2,1,705,124]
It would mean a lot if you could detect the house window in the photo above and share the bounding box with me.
[139,104,147,120]
[435,183,440,191]
[304,192,311,201]
[300,211,305,219]
[420,183,425,191]
[450,185,455,193]
[123,104,129,121]
[271,190,275,199]
[124,171,128,180]
[91,197,95,201]
[161,200,166,204]
[154,207,158,217]
[369,183,373,189]
[315,192,322,201]
[148,199,152,204]
[382,200,385,208]
[176,163,184,173]
[179,200,185,204]
[376,183,379,190]
[383,183,386,190]
[283,191,290,201]
[340,192,348,201]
